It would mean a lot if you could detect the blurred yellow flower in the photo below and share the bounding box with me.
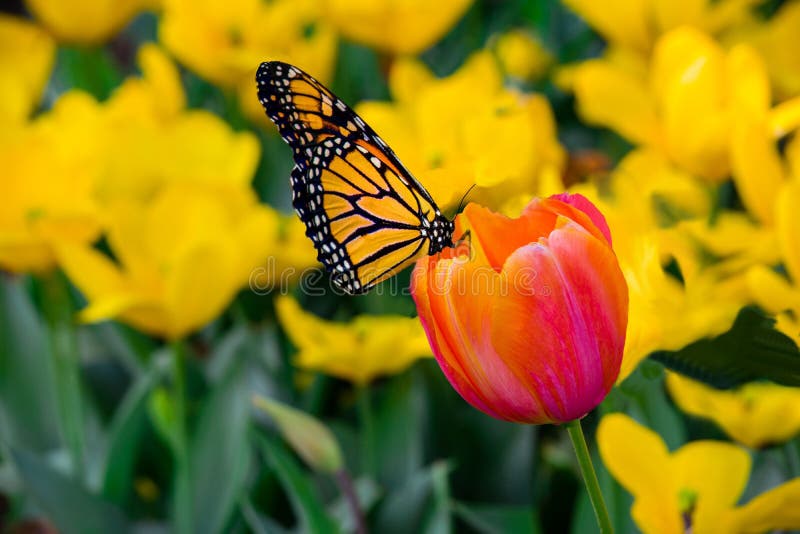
[0,92,103,273]
[572,27,772,182]
[0,15,55,126]
[599,413,800,534]
[357,51,564,213]
[727,1,800,101]
[159,0,337,124]
[275,296,432,385]
[493,29,553,82]
[92,44,261,209]
[324,0,472,55]
[563,0,759,55]
[666,372,800,448]
[24,0,155,44]
[57,184,273,340]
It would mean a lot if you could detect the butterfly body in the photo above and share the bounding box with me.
[256,61,454,294]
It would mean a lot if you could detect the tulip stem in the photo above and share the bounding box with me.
[171,339,192,534]
[566,419,613,534]
[42,272,86,482]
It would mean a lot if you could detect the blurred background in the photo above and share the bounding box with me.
[2,0,800,532]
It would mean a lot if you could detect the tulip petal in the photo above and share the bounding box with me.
[489,224,626,422]
[414,255,550,423]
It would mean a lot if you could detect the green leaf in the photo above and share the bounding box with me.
[101,359,166,505]
[327,477,381,533]
[453,502,540,534]
[373,462,451,534]
[372,372,426,486]
[652,307,800,389]
[189,357,253,534]
[0,277,59,451]
[423,462,452,534]
[258,434,338,533]
[10,447,129,534]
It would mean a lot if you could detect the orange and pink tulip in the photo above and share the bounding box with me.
[412,193,628,424]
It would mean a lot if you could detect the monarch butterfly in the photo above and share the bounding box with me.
[256,61,456,294]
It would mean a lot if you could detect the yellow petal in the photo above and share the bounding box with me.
[725,478,800,533]
[0,15,55,124]
[598,414,682,534]
[561,0,651,52]
[770,96,800,138]
[731,120,787,224]
[745,265,799,315]
[324,0,473,55]
[165,241,239,340]
[25,0,151,44]
[777,181,800,284]
[671,441,750,534]
[572,60,660,147]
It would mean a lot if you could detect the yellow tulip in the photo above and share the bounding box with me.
[0,15,55,125]
[666,372,800,448]
[572,27,772,182]
[563,0,760,55]
[24,0,155,44]
[356,51,564,213]
[159,0,337,124]
[324,0,472,55]
[599,413,800,534]
[0,92,103,273]
[57,184,273,340]
[275,296,432,385]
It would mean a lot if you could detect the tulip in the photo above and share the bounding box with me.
[411,193,628,425]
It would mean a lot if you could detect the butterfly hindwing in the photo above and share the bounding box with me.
[256,61,454,293]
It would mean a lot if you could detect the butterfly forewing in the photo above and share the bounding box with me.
[256,61,454,294]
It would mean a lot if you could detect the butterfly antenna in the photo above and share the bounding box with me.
[456,184,477,213]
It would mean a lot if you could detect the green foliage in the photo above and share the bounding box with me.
[652,307,800,389]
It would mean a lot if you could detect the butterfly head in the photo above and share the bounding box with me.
[427,214,456,255]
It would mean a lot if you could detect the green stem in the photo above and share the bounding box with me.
[171,340,192,534]
[565,419,613,534]
[357,385,376,476]
[42,273,86,481]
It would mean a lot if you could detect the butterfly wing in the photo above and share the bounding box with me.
[256,61,451,293]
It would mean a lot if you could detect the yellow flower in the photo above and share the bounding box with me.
[275,296,432,385]
[572,27,772,182]
[563,0,759,55]
[24,0,155,44]
[666,372,800,448]
[56,184,273,340]
[492,29,553,82]
[726,1,800,101]
[159,0,337,124]
[0,15,55,126]
[0,92,103,273]
[93,45,261,209]
[323,0,473,55]
[356,51,564,213]
[599,413,800,534]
